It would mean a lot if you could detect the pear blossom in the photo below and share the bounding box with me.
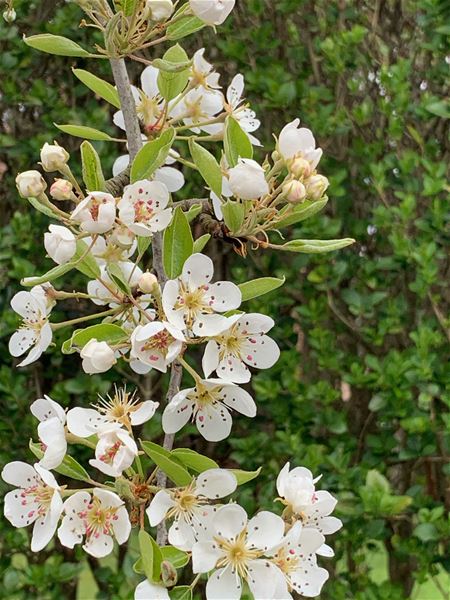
[44,224,76,265]
[276,464,342,537]
[189,0,235,26]
[170,87,223,133]
[146,0,174,21]
[278,119,323,169]
[147,469,237,550]
[191,504,285,600]
[118,180,173,237]
[31,395,67,470]
[191,48,221,90]
[135,580,169,600]
[58,488,131,557]
[113,152,185,193]
[163,378,256,441]
[138,272,159,294]
[162,253,242,336]
[2,461,63,552]
[305,174,330,200]
[114,66,163,133]
[87,262,145,306]
[80,339,117,374]
[228,158,269,200]
[283,180,307,204]
[203,313,280,383]
[9,290,53,367]
[40,142,69,172]
[50,178,73,201]
[16,170,47,198]
[130,321,185,374]
[89,426,138,477]
[268,522,329,599]
[67,387,159,435]
[71,191,116,234]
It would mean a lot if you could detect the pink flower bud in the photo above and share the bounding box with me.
[289,157,312,179]
[282,180,307,204]
[50,179,73,201]
[305,175,330,200]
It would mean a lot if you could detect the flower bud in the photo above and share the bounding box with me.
[80,339,117,374]
[283,180,307,204]
[305,175,330,200]
[289,157,312,179]
[139,272,158,294]
[16,170,47,198]
[40,143,70,172]
[146,0,174,21]
[44,225,77,265]
[50,179,73,201]
[3,8,16,22]
[228,158,269,200]
[161,561,178,587]
[189,0,235,25]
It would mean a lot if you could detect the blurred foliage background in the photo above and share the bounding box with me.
[0,0,449,598]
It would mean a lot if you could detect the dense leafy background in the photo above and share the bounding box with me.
[0,0,448,598]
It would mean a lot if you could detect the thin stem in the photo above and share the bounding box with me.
[179,356,201,383]
[51,308,119,331]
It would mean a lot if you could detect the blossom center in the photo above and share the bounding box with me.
[216,531,261,578]
[79,497,119,539]
[136,93,161,127]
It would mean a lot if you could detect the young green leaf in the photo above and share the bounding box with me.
[69,324,128,350]
[171,448,219,473]
[141,441,192,487]
[189,140,223,197]
[229,467,262,485]
[21,263,75,287]
[27,197,60,220]
[193,234,211,253]
[185,203,202,223]
[73,240,101,279]
[130,128,176,183]
[24,34,91,57]
[169,587,193,600]
[55,124,114,141]
[73,69,120,108]
[138,530,162,583]
[238,277,286,302]
[152,58,193,73]
[29,441,90,482]
[224,116,253,167]
[160,546,190,569]
[157,45,190,101]
[276,197,329,229]
[106,264,131,295]
[221,200,245,234]
[167,16,205,41]
[80,141,105,192]
[163,207,194,278]
[277,238,355,253]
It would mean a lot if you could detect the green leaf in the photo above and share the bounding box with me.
[137,236,152,255]
[276,238,355,253]
[169,587,193,600]
[130,128,176,182]
[366,470,391,493]
[106,264,131,295]
[152,58,193,73]
[157,45,190,101]
[55,124,114,141]
[276,198,329,229]
[224,116,253,167]
[160,546,190,569]
[73,69,121,108]
[230,467,262,485]
[414,523,440,542]
[139,530,162,583]
[221,201,245,234]
[72,240,101,279]
[238,277,285,302]
[193,234,211,253]
[171,448,219,473]
[27,196,60,220]
[21,262,74,286]
[189,140,222,197]
[80,141,105,192]
[185,203,202,223]
[68,323,128,351]
[29,441,90,482]
[114,0,138,17]
[163,207,193,278]
[167,16,206,40]
[24,34,91,57]
[141,441,192,487]
[425,100,450,119]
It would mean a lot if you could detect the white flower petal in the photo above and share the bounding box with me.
[196,469,237,500]
[162,389,194,434]
[83,531,114,557]
[130,401,159,425]
[242,335,280,370]
[135,580,170,600]
[192,540,222,574]
[206,565,242,600]
[213,504,247,540]
[112,506,131,544]
[154,166,185,192]
[66,407,108,437]
[1,461,40,488]
[206,281,242,312]
[202,340,220,378]
[146,490,175,526]
[181,253,214,288]
[247,511,285,551]
[196,402,232,442]
[247,559,281,600]
[219,385,256,417]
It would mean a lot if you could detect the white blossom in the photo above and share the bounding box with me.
[40,142,69,172]
[147,469,237,550]
[2,461,63,552]
[16,170,47,198]
[189,0,235,25]
[9,290,53,367]
[192,504,286,600]
[305,174,330,200]
[162,253,241,336]
[135,580,169,600]
[118,180,173,237]
[283,180,307,204]
[278,119,323,169]
[49,178,73,201]
[114,66,163,132]
[146,0,174,21]
[228,158,269,200]
[169,87,223,133]
[203,313,280,383]
[89,426,138,477]
[276,464,343,537]
[130,321,185,374]
[80,339,117,374]
[163,378,256,441]
[58,488,131,557]
[31,395,67,470]
[87,262,145,306]
[71,191,116,234]
[191,48,221,90]
[44,224,76,265]
[113,153,185,193]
